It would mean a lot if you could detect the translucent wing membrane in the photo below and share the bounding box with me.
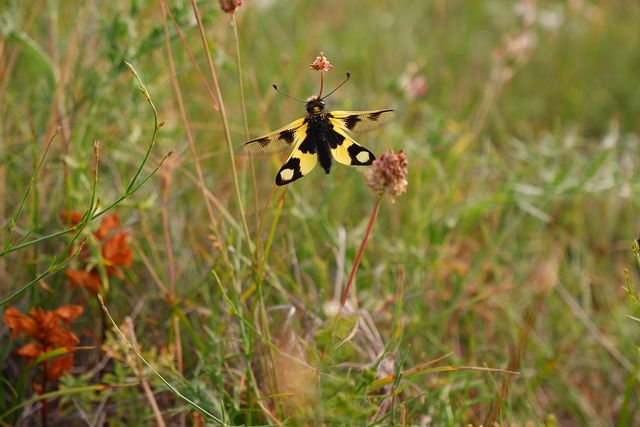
[328,110,401,133]
[237,118,306,156]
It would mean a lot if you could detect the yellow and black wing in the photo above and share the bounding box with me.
[325,126,376,167]
[324,109,400,167]
[238,118,316,186]
[237,118,306,156]
[328,110,401,134]
[275,142,318,185]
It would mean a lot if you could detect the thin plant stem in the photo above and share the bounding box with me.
[251,146,295,283]
[40,363,47,427]
[3,128,57,252]
[231,12,260,248]
[0,213,93,306]
[485,294,542,426]
[231,14,294,414]
[160,172,184,391]
[158,4,220,396]
[0,64,167,307]
[317,70,325,98]
[231,14,249,142]
[188,0,252,249]
[2,132,98,257]
[159,2,226,267]
[0,131,163,258]
[340,195,381,307]
[121,61,159,196]
[28,118,39,304]
[161,191,175,298]
[158,0,220,111]
[98,294,227,425]
[0,385,108,421]
[0,141,102,307]
[314,195,382,386]
[123,317,167,427]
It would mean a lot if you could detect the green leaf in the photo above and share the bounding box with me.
[9,30,57,90]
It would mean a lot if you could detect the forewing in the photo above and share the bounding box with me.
[237,118,306,156]
[275,135,318,186]
[326,126,375,166]
[328,110,401,133]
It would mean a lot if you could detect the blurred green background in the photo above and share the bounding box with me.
[2,0,640,425]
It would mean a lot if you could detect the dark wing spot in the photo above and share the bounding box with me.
[347,144,375,165]
[367,111,386,121]
[278,128,296,145]
[344,115,362,131]
[276,157,303,186]
[255,137,271,148]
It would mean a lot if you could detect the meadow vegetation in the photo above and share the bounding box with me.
[1,0,640,425]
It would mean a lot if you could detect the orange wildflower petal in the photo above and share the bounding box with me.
[36,309,62,334]
[17,342,43,361]
[55,305,84,323]
[48,328,80,348]
[66,269,102,294]
[95,214,121,240]
[102,232,133,271]
[47,353,74,381]
[4,307,39,339]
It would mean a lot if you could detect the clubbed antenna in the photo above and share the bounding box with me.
[321,72,351,100]
[272,84,307,103]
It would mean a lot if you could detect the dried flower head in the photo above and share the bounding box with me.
[4,305,83,381]
[365,149,408,202]
[310,52,333,72]
[219,0,243,14]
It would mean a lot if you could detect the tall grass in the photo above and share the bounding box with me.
[1,0,640,425]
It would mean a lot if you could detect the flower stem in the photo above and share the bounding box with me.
[41,365,48,427]
[318,71,325,98]
[313,196,382,386]
[340,195,381,307]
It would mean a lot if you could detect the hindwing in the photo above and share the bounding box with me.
[325,125,375,166]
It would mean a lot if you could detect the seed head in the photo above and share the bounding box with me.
[365,149,408,203]
[219,0,243,14]
[310,52,333,72]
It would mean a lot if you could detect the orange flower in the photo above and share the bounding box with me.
[4,307,39,339]
[66,269,102,294]
[95,213,122,240]
[102,230,133,275]
[4,305,83,381]
[65,213,133,294]
[54,305,84,324]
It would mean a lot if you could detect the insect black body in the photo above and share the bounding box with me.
[300,98,338,175]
